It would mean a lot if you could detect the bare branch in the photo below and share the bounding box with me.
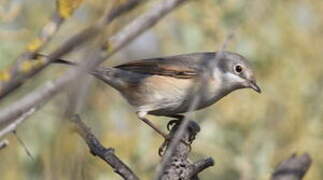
[106,0,189,58]
[71,115,139,180]
[188,158,215,178]
[271,153,312,180]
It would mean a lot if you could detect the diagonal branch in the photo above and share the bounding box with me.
[0,0,141,99]
[0,108,36,138]
[71,115,139,180]
[0,0,83,99]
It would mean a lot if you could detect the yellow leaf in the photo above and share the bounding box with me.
[27,38,43,52]
[57,0,83,18]
[19,59,45,73]
[20,61,33,73]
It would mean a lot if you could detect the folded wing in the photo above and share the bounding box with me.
[115,52,215,79]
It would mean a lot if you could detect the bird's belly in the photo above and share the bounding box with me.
[121,75,194,114]
[147,93,222,116]
[146,85,228,116]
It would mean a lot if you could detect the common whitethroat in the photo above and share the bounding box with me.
[40,51,261,138]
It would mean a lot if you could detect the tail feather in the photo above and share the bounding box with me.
[36,53,77,66]
[36,53,133,90]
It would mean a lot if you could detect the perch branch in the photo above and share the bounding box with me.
[158,120,214,180]
[71,115,139,180]
[271,153,312,180]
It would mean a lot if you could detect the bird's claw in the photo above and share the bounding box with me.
[159,119,199,156]
[167,119,183,131]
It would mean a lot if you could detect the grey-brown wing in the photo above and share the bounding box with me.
[114,52,215,79]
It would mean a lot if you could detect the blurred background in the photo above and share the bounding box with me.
[0,0,322,179]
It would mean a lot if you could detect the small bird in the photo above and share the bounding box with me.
[43,51,261,138]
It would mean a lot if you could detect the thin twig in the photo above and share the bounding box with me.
[271,153,312,180]
[71,115,139,180]
[13,130,34,160]
[0,108,36,138]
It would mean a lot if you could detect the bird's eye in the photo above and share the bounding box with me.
[234,65,243,73]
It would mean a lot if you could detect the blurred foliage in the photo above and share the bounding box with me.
[1,0,323,179]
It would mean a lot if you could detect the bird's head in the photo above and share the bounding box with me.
[214,51,261,93]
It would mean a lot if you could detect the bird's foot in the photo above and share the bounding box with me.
[167,119,182,131]
[166,115,184,130]
[159,119,200,156]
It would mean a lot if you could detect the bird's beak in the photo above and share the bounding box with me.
[249,81,261,93]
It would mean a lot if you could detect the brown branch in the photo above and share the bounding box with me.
[71,115,139,180]
[157,120,214,180]
[271,153,312,180]
[188,158,215,178]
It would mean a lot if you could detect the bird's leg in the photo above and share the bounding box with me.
[136,111,168,139]
[137,112,191,156]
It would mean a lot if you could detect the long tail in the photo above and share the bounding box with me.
[35,53,125,89]
[36,53,77,66]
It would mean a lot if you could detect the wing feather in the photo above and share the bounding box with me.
[114,52,215,79]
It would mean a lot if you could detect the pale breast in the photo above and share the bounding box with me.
[121,75,194,113]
